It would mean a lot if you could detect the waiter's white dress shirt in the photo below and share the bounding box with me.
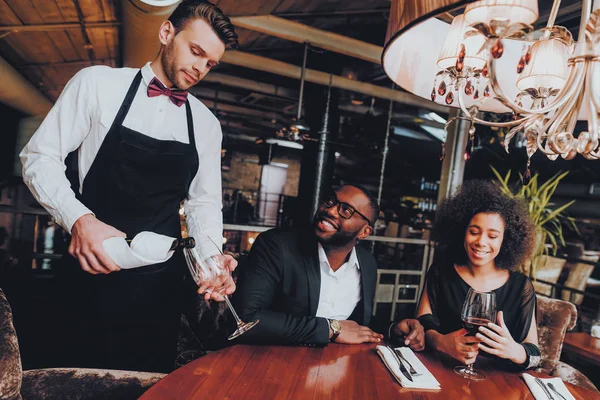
[315,243,362,320]
[20,62,223,246]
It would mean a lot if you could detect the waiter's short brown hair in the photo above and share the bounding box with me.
[168,0,238,49]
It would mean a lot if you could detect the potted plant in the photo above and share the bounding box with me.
[491,166,578,277]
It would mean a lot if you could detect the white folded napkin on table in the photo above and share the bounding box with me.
[102,231,176,270]
[522,373,576,400]
[376,346,440,390]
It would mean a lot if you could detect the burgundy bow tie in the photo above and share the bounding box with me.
[147,77,188,107]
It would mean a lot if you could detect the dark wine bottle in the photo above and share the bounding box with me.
[124,237,196,250]
[170,237,196,250]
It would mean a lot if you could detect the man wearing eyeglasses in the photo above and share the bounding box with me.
[233,184,424,349]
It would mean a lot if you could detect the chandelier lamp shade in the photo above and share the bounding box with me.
[382,0,600,176]
[464,0,539,26]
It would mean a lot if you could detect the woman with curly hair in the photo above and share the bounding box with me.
[417,180,541,370]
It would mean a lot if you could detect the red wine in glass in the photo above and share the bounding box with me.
[454,288,496,381]
[462,316,492,336]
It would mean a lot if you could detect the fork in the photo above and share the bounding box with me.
[393,348,422,376]
[385,346,407,371]
[534,377,555,400]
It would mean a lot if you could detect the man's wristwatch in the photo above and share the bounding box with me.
[329,319,342,342]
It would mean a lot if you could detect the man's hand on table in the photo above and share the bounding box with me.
[332,320,384,344]
[69,213,125,274]
[393,318,425,351]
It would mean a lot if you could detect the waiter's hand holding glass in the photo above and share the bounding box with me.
[183,233,258,340]
[197,252,237,301]
[187,236,237,302]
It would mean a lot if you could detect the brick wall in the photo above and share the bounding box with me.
[222,150,301,197]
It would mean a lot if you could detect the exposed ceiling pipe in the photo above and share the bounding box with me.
[121,0,180,68]
[230,15,381,64]
[221,51,448,113]
[0,56,52,116]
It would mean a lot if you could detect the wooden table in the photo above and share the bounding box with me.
[141,344,598,399]
[563,332,600,366]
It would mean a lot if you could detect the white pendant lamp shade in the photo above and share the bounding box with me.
[383,16,524,113]
[436,14,487,70]
[464,0,539,26]
[516,38,571,91]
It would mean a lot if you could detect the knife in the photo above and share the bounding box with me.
[397,357,414,382]
[393,348,420,376]
[547,382,568,400]
[386,346,413,382]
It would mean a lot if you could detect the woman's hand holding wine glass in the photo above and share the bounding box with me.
[476,311,528,364]
[435,329,480,365]
[454,288,496,381]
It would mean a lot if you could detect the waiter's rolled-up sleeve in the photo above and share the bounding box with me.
[20,67,96,233]
[184,118,224,250]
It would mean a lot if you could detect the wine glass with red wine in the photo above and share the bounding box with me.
[454,287,496,381]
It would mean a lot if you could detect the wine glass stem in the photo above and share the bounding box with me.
[223,295,243,326]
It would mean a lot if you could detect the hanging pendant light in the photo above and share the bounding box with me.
[276,41,311,141]
[291,41,311,132]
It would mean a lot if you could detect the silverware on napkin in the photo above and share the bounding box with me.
[534,377,555,400]
[393,348,422,376]
[547,382,568,400]
[386,346,413,382]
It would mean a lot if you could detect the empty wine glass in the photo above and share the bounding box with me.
[183,234,258,340]
[455,287,496,381]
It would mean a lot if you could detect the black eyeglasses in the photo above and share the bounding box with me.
[320,194,372,226]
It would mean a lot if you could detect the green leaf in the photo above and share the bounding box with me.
[490,165,502,181]
[491,168,576,280]
[546,232,558,255]
[540,200,576,226]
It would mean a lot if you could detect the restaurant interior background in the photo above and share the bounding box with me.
[0,0,599,388]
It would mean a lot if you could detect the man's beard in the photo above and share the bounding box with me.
[161,43,180,89]
[312,213,359,248]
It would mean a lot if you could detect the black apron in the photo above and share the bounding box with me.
[69,71,199,372]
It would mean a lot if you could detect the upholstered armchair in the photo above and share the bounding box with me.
[0,288,165,400]
[536,295,598,393]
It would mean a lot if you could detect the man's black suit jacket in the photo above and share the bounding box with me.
[233,227,377,346]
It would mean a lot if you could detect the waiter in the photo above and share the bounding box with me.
[20,0,238,373]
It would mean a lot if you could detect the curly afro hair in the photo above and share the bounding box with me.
[432,179,536,270]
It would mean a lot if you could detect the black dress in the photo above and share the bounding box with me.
[421,259,536,344]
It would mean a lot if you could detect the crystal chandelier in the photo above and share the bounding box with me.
[383,0,600,180]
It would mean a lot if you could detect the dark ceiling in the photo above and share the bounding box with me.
[0,0,597,202]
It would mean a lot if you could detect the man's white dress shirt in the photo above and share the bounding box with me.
[315,243,362,321]
[20,62,223,245]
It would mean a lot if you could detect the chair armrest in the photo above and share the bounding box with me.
[0,289,22,400]
[550,361,599,393]
[21,368,165,400]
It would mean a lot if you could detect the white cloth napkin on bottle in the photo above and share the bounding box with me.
[376,346,440,389]
[102,231,176,269]
[522,373,575,400]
